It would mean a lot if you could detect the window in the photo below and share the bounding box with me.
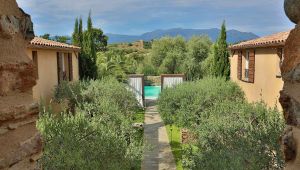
[57,52,73,84]
[245,50,250,81]
[32,51,38,78]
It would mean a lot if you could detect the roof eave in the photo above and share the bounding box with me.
[28,44,81,52]
[229,42,286,50]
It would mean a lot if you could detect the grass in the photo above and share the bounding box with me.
[166,125,183,170]
[132,110,145,170]
[133,111,145,123]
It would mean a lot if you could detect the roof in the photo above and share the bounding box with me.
[229,30,290,50]
[28,37,80,51]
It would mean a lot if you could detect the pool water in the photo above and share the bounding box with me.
[144,86,161,99]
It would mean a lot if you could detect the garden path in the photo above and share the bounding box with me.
[141,99,176,170]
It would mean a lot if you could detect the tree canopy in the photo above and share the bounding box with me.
[150,36,212,79]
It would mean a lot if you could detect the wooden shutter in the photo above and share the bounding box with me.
[57,52,63,84]
[68,53,73,81]
[237,51,242,80]
[32,51,38,79]
[248,50,255,83]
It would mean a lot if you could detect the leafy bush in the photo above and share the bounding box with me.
[150,36,212,79]
[96,50,129,82]
[182,36,212,80]
[39,78,143,169]
[182,101,284,170]
[158,77,245,127]
[137,63,158,76]
[200,45,215,77]
[38,112,143,170]
[96,46,149,80]
[158,77,284,169]
[82,78,140,114]
[54,78,139,114]
[151,36,186,74]
[54,81,88,104]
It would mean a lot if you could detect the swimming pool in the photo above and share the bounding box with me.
[144,86,161,99]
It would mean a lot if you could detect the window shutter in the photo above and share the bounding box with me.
[248,50,255,83]
[68,53,73,81]
[237,51,242,80]
[57,52,63,84]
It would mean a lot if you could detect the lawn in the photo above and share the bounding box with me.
[166,125,183,170]
[132,111,145,123]
[132,110,145,170]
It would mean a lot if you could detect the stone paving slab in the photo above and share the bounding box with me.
[142,100,176,170]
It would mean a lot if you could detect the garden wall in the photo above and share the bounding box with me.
[0,1,41,169]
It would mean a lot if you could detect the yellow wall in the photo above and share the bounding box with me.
[230,47,283,109]
[27,48,79,103]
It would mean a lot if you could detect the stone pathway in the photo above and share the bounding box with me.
[142,99,176,170]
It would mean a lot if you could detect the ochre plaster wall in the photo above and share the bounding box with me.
[26,48,79,103]
[230,47,283,109]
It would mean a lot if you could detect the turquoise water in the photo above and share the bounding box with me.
[144,86,161,99]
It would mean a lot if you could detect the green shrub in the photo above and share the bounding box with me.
[54,78,139,115]
[183,101,284,170]
[38,111,143,170]
[54,81,88,104]
[38,78,143,169]
[158,77,284,169]
[82,78,139,114]
[137,63,158,76]
[158,77,245,127]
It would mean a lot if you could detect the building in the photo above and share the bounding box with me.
[229,31,290,109]
[27,37,80,102]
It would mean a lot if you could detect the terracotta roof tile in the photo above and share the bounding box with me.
[29,37,80,51]
[229,30,291,50]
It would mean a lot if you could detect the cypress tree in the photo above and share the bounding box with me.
[213,21,230,79]
[72,18,79,46]
[74,12,105,79]
[81,11,97,79]
[78,17,83,46]
[76,16,86,79]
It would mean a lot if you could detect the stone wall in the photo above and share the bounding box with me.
[0,1,41,169]
[280,1,300,169]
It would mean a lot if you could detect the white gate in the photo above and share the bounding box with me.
[161,74,185,90]
[128,74,145,107]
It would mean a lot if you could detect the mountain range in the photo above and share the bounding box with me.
[106,28,259,44]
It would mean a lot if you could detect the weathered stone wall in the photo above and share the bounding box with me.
[0,1,41,169]
[280,1,300,169]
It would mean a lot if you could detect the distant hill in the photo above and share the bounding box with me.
[107,28,259,44]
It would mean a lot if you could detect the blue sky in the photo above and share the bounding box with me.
[17,0,294,36]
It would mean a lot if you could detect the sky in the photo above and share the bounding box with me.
[16,0,295,37]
